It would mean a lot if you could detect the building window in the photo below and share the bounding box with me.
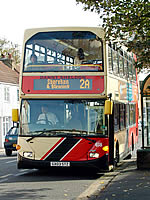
[17,89,19,101]
[3,117,11,136]
[4,87,10,102]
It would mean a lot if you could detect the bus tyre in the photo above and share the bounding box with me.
[5,149,12,156]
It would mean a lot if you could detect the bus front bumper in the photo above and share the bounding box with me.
[17,154,109,171]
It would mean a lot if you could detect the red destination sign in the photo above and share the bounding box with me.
[22,75,104,94]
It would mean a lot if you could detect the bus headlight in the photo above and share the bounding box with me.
[89,152,99,158]
[23,152,33,158]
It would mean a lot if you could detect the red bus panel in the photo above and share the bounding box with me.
[22,75,104,94]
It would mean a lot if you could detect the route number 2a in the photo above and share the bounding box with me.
[80,79,90,89]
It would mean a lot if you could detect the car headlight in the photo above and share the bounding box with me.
[89,152,99,158]
[23,152,33,158]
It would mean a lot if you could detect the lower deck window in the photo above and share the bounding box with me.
[20,99,107,136]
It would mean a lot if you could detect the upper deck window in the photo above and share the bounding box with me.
[23,31,103,72]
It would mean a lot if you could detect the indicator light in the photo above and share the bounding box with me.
[102,146,109,152]
[16,144,21,150]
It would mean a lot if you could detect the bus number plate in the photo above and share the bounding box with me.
[50,161,70,167]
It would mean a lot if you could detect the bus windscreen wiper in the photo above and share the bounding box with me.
[26,130,52,142]
[26,129,69,142]
[26,129,96,143]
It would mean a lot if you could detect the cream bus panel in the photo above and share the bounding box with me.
[18,137,62,160]
[107,75,137,102]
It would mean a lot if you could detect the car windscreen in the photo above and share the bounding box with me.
[8,128,18,135]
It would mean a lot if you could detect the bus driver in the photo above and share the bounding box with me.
[36,105,59,125]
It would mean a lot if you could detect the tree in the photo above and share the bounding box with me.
[0,38,20,64]
[76,0,150,70]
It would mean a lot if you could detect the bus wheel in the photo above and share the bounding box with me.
[115,143,119,166]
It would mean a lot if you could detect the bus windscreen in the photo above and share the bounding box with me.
[20,99,107,136]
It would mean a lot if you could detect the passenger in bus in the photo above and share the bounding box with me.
[29,54,37,65]
[36,105,59,126]
[74,48,85,65]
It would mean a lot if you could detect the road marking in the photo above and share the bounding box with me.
[0,174,12,179]
[0,178,8,183]
[6,160,17,164]
[14,169,30,176]
[14,172,28,176]
[14,169,36,177]
[0,169,37,184]
[19,169,29,172]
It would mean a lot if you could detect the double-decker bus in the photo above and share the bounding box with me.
[15,27,138,171]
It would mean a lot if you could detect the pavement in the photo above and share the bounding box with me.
[78,157,150,200]
[78,132,150,200]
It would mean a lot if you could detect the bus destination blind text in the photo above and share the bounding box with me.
[34,78,92,90]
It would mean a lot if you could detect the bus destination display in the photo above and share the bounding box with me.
[34,78,92,90]
[22,75,104,94]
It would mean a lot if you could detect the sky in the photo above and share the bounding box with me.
[0,0,101,46]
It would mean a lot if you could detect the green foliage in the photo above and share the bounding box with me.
[0,38,20,64]
[76,0,150,69]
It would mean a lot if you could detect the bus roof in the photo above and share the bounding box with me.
[23,27,105,44]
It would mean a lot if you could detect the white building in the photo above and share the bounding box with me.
[0,61,19,148]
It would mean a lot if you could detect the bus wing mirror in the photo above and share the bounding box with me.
[12,109,19,122]
[104,100,113,115]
